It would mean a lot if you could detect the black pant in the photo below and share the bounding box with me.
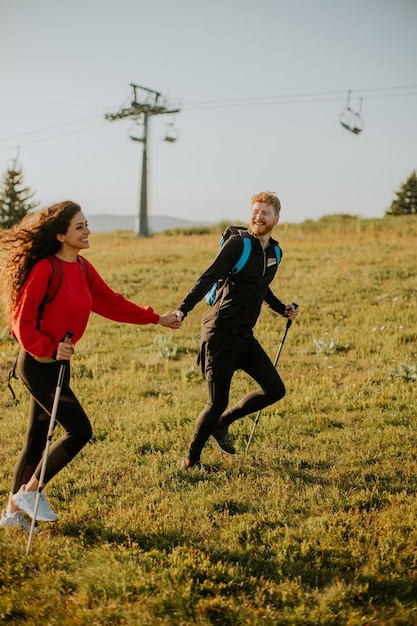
[11,350,92,494]
[188,329,285,463]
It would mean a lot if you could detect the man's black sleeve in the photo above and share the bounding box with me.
[263,287,287,317]
[177,238,244,317]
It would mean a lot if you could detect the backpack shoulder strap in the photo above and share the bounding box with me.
[274,244,282,266]
[205,228,251,305]
[77,255,88,276]
[231,236,252,274]
[36,256,63,329]
[43,256,63,303]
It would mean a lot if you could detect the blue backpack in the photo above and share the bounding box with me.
[205,226,281,305]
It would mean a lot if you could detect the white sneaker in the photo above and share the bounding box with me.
[0,509,38,534]
[12,486,58,522]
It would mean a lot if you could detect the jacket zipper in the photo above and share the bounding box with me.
[262,249,267,276]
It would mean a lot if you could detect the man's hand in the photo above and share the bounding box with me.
[285,303,299,321]
[158,312,182,329]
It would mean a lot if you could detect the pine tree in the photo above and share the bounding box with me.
[0,159,39,228]
[386,170,417,216]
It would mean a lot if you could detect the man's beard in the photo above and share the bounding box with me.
[249,220,274,235]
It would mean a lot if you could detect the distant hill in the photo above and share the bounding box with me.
[87,214,214,233]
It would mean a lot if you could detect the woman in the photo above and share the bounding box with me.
[0,200,180,531]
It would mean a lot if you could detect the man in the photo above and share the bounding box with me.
[176,191,299,469]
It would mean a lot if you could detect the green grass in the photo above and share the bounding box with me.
[1,214,417,625]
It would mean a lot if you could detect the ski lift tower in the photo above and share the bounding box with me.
[105,84,180,237]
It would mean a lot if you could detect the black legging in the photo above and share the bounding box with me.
[188,333,285,463]
[11,350,92,494]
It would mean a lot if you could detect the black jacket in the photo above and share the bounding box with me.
[178,230,286,335]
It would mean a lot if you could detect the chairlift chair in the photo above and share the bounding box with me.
[162,121,179,143]
[129,121,145,142]
[339,92,364,135]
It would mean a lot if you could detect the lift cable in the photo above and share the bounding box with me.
[1,83,416,150]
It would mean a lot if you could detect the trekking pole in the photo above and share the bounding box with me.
[245,304,298,453]
[26,332,74,555]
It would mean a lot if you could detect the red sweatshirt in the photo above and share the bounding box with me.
[12,256,160,358]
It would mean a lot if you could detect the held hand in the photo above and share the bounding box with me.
[56,340,75,361]
[285,303,299,321]
[158,311,182,329]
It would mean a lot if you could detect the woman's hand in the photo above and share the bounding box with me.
[56,340,75,361]
[158,311,182,329]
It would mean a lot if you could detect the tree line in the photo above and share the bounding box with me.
[0,162,416,229]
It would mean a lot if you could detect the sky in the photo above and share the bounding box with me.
[1,0,416,226]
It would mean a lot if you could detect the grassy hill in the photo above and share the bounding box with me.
[1,215,416,625]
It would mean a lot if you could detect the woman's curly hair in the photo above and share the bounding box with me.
[0,200,82,321]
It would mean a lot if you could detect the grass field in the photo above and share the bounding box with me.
[0,215,416,625]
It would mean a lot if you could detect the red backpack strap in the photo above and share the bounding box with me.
[44,256,63,302]
[77,255,88,277]
[36,256,63,329]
